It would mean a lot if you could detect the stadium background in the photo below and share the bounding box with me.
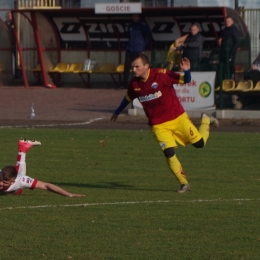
[0,0,260,114]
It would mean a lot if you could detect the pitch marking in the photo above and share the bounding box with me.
[1,198,260,211]
[0,200,170,210]
[0,117,105,128]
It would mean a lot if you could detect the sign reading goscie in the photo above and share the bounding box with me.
[95,3,142,14]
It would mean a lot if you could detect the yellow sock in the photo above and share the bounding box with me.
[167,155,188,185]
[199,117,210,145]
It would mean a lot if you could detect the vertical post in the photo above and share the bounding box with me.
[235,0,239,10]
[152,49,157,68]
[31,11,49,87]
[219,63,223,110]
[226,41,230,79]
[12,11,29,88]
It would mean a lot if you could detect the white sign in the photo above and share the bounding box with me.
[133,72,216,111]
[95,3,142,14]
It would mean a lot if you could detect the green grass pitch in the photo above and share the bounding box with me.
[1,128,260,259]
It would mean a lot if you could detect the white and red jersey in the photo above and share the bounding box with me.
[0,170,38,193]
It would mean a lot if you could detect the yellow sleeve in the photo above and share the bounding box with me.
[166,43,175,62]
[126,93,132,102]
[179,74,184,84]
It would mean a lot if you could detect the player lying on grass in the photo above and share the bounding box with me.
[111,53,219,193]
[0,139,85,197]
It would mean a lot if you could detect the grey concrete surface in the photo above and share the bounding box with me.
[1,86,260,132]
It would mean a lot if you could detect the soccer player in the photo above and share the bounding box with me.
[0,139,85,197]
[111,53,219,193]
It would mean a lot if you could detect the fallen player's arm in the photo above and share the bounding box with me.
[35,181,85,197]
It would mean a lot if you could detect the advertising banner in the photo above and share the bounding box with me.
[50,14,226,50]
[133,71,216,111]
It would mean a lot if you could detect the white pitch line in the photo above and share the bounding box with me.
[0,200,170,210]
[1,198,260,211]
[0,117,105,128]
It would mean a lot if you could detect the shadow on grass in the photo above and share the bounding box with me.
[51,181,171,192]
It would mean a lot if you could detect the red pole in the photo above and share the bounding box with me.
[30,11,50,88]
[12,10,29,88]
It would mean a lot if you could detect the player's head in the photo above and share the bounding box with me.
[251,63,258,70]
[225,16,234,27]
[132,14,141,23]
[5,11,12,22]
[131,53,150,79]
[0,166,17,190]
[190,24,200,35]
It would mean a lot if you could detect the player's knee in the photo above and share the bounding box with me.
[163,147,175,158]
[192,138,204,148]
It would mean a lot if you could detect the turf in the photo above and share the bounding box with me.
[0,128,260,260]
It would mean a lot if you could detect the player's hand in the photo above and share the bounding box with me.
[180,58,190,71]
[66,193,85,198]
[111,113,118,121]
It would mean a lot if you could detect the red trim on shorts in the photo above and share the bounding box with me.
[30,179,38,190]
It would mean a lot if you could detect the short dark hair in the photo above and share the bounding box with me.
[131,53,150,65]
[225,16,233,21]
[132,14,141,18]
[191,23,200,29]
[1,166,17,181]
[5,11,11,18]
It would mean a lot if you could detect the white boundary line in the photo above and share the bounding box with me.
[0,117,105,128]
[0,200,170,210]
[1,198,260,211]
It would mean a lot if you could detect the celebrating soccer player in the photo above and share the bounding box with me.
[111,53,219,193]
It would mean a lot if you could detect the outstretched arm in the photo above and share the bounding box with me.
[35,181,85,197]
[175,34,189,47]
[111,113,119,122]
[111,96,130,121]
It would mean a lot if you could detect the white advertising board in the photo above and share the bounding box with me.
[95,3,142,14]
[133,71,216,111]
